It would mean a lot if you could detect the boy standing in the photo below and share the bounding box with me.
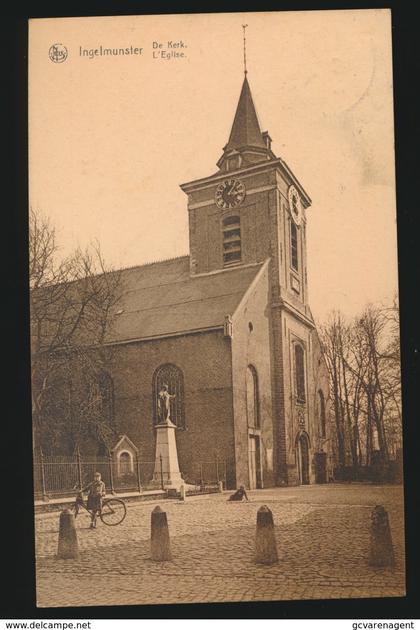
[83,471,106,529]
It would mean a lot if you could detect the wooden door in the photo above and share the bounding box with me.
[299,435,310,485]
[248,436,257,489]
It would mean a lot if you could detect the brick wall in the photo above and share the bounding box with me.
[108,330,236,487]
[187,170,276,275]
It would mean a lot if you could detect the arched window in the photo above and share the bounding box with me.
[294,344,306,403]
[222,215,241,265]
[118,451,133,476]
[290,222,299,271]
[246,365,260,429]
[318,390,326,438]
[153,364,185,429]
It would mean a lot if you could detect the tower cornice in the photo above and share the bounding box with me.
[180,157,312,208]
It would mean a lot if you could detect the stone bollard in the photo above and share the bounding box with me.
[255,505,278,565]
[151,505,172,561]
[218,481,223,493]
[179,484,186,501]
[57,509,80,560]
[369,505,395,567]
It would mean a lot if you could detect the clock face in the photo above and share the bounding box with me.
[215,179,246,209]
[288,185,302,225]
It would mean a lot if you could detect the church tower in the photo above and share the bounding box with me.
[181,66,324,486]
[180,73,311,312]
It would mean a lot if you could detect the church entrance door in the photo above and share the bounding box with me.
[298,434,310,485]
[314,451,327,483]
[248,434,262,489]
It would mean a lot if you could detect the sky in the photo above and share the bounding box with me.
[29,9,398,322]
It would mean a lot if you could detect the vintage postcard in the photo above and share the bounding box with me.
[29,10,404,608]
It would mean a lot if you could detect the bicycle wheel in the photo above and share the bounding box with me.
[100,498,127,526]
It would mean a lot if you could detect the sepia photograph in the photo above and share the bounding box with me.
[28,9,404,609]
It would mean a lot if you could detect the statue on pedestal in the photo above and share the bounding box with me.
[152,383,185,490]
[157,384,176,424]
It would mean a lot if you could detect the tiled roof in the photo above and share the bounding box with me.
[106,256,263,343]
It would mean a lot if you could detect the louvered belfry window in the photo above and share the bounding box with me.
[295,344,306,403]
[223,215,241,265]
[291,222,299,271]
[318,390,326,438]
[153,363,185,429]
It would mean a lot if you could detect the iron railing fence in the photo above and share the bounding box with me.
[191,460,228,489]
[33,452,229,500]
[34,452,161,500]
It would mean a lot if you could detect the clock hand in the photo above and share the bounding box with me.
[223,184,234,203]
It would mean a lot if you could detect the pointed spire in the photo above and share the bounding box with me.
[225,76,267,152]
[216,28,275,170]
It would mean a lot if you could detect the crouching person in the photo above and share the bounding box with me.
[83,471,106,529]
[228,485,249,502]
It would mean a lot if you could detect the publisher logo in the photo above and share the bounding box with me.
[49,43,68,63]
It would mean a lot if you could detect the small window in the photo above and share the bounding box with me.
[119,451,132,475]
[227,156,241,171]
[291,222,299,271]
[318,390,326,438]
[295,344,306,403]
[223,216,241,265]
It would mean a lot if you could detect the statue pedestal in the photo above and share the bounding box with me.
[152,421,185,490]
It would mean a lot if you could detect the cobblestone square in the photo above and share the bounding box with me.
[35,484,405,608]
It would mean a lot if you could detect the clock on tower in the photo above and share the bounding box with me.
[215,178,246,210]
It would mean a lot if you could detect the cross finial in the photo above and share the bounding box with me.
[242,24,248,75]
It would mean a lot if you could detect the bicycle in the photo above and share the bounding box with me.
[73,489,127,526]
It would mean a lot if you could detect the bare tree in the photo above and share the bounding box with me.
[350,305,397,464]
[30,209,122,455]
[321,299,402,474]
[320,312,348,467]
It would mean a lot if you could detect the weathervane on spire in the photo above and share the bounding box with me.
[242,24,248,75]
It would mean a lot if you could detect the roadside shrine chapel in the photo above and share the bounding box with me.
[59,72,332,490]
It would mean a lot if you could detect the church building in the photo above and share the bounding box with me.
[101,71,331,489]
